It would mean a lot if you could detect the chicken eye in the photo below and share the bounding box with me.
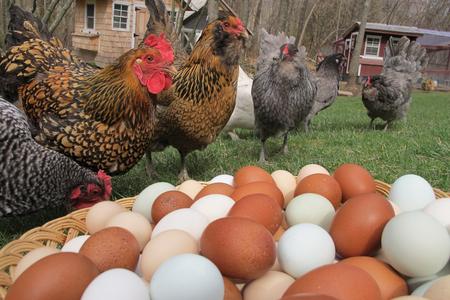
[224,22,230,28]
[147,56,154,62]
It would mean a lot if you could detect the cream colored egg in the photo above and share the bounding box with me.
[297,164,330,183]
[243,271,295,300]
[177,180,204,199]
[86,201,127,234]
[106,211,152,251]
[271,170,297,207]
[424,275,450,300]
[61,235,90,253]
[140,230,198,281]
[13,247,60,281]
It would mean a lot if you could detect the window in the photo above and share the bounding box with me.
[85,2,95,30]
[113,3,129,30]
[364,35,381,56]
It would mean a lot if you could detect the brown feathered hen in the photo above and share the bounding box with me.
[0,5,175,175]
[144,2,248,181]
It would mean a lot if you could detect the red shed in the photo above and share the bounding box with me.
[335,22,423,77]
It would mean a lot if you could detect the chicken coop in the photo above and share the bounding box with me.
[335,22,450,88]
[71,0,238,67]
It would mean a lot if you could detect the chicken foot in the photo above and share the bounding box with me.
[178,151,190,182]
[259,139,268,164]
[145,151,160,179]
[281,133,289,155]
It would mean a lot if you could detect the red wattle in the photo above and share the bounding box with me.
[146,72,166,94]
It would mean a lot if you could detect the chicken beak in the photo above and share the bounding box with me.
[136,58,143,64]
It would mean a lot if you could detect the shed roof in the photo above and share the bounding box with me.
[342,22,423,38]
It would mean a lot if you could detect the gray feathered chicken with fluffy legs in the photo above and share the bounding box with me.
[303,53,345,131]
[362,36,428,130]
[252,29,316,163]
[0,98,112,216]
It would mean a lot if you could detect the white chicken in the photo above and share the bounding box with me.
[222,66,255,140]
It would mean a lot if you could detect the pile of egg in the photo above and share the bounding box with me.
[6,163,450,300]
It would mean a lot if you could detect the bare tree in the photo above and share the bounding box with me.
[48,0,73,33]
[41,0,60,24]
[348,0,371,87]
[298,1,318,47]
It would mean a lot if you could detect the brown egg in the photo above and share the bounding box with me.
[228,194,282,234]
[234,165,275,187]
[339,256,408,300]
[6,252,99,300]
[333,163,377,202]
[330,193,394,257]
[151,190,193,223]
[224,277,243,300]
[79,226,140,272]
[200,217,276,281]
[294,174,342,208]
[231,181,284,208]
[283,263,382,300]
[195,183,235,201]
[280,294,339,300]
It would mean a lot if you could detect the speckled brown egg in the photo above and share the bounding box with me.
[330,193,394,257]
[234,166,275,187]
[283,263,382,300]
[79,226,140,272]
[280,294,339,300]
[6,252,99,300]
[231,181,284,208]
[228,194,282,234]
[339,256,408,300]
[224,277,243,300]
[194,183,235,201]
[200,217,276,281]
[333,163,377,202]
[294,174,342,208]
[152,190,193,223]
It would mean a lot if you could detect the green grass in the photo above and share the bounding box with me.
[1,91,449,247]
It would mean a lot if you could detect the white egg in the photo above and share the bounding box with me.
[423,198,450,232]
[151,208,209,242]
[150,254,224,300]
[285,193,335,231]
[191,194,235,222]
[297,164,330,183]
[381,211,450,277]
[61,235,90,253]
[411,279,438,296]
[133,182,175,222]
[209,174,234,186]
[135,255,143,277]
[389,174,435,211]
[278,223,335,278]
[407,261,450,291]
[81,268,149,300]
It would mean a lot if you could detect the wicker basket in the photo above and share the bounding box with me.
[0,181,448,298]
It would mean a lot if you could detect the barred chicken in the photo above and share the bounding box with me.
[144,1,248,181]
[0,97,112,216]
[362,36,428,130]
[252,29,317,163]
[0,5,174,175]
[303,53,345,131]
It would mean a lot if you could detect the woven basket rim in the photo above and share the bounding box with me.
[0,179,448,297]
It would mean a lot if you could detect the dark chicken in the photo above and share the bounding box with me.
[252,29,317,163]
[362,36,428,130]
[0,97,112,216]
[0,5,174,175]
[145,4,248,181]
[303,53,345,131]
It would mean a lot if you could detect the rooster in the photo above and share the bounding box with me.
[0,5,175,175]
[252,29,316,163]
[303,53,345,131]
[362,36,428,130]
[144,1,248,181]
[0,97,112,216]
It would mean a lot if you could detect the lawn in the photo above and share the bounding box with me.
[1,91,449,247]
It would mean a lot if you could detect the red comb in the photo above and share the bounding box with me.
[283,45,289,55]
[144,33,174,64]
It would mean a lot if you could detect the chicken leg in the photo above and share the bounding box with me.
[281,132,289,154]
[145,151,159,179]
[259,139,268,164]
[178,150,190,182]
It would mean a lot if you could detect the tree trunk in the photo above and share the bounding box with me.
[42,0,61,24]
[48,0,73,33]
[298,1,317,47]
[207,0,218,21]
[348,0,371,89]
[295,0,309,43]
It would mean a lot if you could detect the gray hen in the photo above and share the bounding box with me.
[362,36,428,130]
[252,29,316,163]
[0,98,111,216]
[303,53,345,131]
